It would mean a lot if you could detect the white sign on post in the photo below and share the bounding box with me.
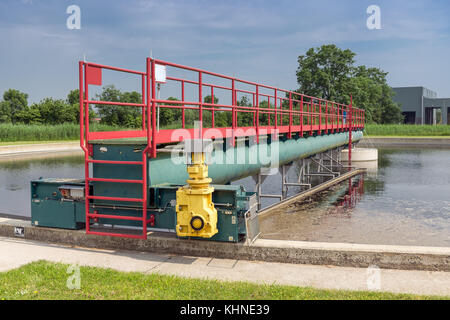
[155,64,166,83]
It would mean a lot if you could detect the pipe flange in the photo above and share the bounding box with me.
[190,216,205,231]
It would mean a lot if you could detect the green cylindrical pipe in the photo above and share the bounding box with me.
[149,131,362,185]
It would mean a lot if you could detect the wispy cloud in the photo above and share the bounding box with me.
[1,0,450,102]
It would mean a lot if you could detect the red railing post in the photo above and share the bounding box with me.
[252,93,256,128]
[211,86,215,128]
[141,75,146,130]
[79,61,90,234]
[151,59,157,158]
[84,64,90,145]
[289,92,292,138]
[79,62,86,153]
[199,71,203,137]
[349,95,353,167]
[181,80,185,129]
[256,84,259,143]
[232,78,236,146]
[268,97,271,126]
[330,102,333,133]
[319,99,322,134]
[274,90,277,128]
[300,95,304,137]
[146,58,151,153]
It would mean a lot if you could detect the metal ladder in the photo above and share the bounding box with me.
[84,148,149,239]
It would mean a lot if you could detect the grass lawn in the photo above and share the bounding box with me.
[0,261,446,300]
[364,124,450,137]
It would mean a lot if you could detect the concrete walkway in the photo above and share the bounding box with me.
[0,142,82,157]
[1,236,449,297]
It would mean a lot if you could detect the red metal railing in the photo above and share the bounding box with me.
[79,57,365,239]
[80,58,365,157]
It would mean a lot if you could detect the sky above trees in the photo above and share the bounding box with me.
[1,0,449,103]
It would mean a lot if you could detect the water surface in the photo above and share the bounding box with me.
[257,148,450,247]
[0,148,449,247]
[0,154,83,217]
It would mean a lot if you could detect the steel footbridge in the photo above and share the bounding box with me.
[30,57,365,243]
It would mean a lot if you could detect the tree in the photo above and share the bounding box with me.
[0,101,11,123]
[159,97,181,127]
[380,85,403,124]
[95,85,142,127]
[67,89,79,105]
[32,98,77,124]
[14,105,42,124]
[0,89,28,123]
[296,45,403,124]
[297,45,355,101]
[237,96,254,127]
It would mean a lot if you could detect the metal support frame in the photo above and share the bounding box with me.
[252,146,354,212]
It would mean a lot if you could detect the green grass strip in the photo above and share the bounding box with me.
[364,124,450,137]
[1,123,449,143]
[0,261,446,300]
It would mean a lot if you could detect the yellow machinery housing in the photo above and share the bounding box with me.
[176,151,218,238]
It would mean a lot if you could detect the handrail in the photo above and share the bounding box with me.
[79,58,365,160]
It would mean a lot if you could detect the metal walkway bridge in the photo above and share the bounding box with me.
[50,58,365,240]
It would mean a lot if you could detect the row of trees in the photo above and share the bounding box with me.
[0,89,81,125]
[0,44,403,127]
[0,86,261,128]
[296,44,403,123]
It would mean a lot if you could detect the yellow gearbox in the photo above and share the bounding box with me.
[176,151,218,238]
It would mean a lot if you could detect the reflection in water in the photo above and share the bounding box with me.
[328,176,365,213]
[260,148,450,247]
[0,154,84,216]
[0,147,449,247]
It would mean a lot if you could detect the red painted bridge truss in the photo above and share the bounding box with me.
[79,58,364,158]
[78,57,365,239]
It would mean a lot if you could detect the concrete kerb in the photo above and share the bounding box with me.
[0,218,449,272]
[360,137,450,148]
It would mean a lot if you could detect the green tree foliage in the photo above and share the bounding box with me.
[0,89,28,123]
[159,97,182,127]
[67,89,79,105]
[15,98,79,125]
[236,96,254,127]
[0,88,96,125]
[95,85,142,128]
[296,44,403,124]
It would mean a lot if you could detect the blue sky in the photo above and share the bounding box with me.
[1,0,449,103]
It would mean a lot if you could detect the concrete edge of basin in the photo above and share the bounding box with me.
[0,218,449,272]
[360,137,450,148]
[0,142,81,156]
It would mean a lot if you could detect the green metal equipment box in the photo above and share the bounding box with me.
[30,178,257,243]
[31,178,86,230]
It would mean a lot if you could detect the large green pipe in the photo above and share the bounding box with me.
[149,131,362,185]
